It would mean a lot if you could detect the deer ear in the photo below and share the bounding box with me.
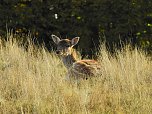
[51,35,61,44]
[71,37,80,46]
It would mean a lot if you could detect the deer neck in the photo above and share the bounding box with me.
[61,50,77,68]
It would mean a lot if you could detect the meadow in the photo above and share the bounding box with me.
[0,34,152,114]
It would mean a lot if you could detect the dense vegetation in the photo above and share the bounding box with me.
[0,1,152,113]
[0,34,152,114]
[0,0,152,56]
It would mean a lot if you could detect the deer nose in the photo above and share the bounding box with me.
[56,50,61,54]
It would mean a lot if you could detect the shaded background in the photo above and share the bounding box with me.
[0,0,152,57]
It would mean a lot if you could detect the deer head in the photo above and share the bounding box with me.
[51,35,80,56]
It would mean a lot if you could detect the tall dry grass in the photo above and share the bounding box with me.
[0,34,152,114]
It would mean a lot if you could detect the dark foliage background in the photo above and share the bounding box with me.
[0,0,152,57]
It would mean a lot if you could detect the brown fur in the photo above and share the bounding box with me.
[52,35,101,80]
[70,60,100,79]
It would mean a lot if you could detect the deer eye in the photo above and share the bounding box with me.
[65,44,70,47]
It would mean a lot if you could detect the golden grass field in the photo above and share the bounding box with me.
[0,34,152,114]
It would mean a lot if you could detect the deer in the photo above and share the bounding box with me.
[51,35,101,81]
